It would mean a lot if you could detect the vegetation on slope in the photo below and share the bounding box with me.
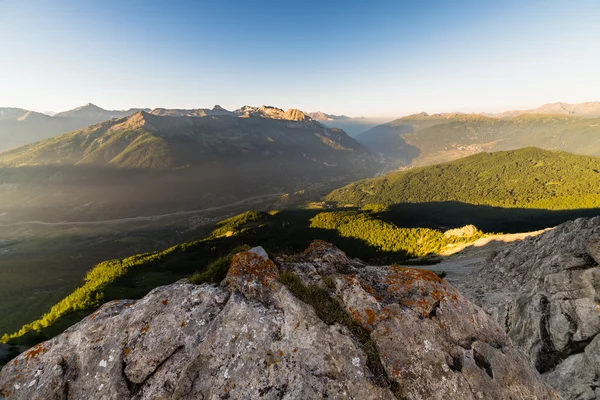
[326,148,600,210]
[1,209,483,345]
[310,211,482,257]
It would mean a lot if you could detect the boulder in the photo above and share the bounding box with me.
[462,216,600,399]
[0,242,555,399]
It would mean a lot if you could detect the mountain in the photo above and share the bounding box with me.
[53,103,147,119]
[0,104,148,153]
[0,109,378,224]
[150,105,234,117]
[233,105,311,121]
[0,242,554,399]
[0,110,375,171]
[308,111,391,137]
[325,147,600,210]
[497,101,600,118]
[357,112,600,168]
[307,111,353,121]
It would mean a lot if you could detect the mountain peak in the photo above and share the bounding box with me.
[283,108,309,121]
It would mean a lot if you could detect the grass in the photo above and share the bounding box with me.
[188,245,250,284]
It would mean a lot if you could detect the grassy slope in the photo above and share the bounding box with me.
[325,147,600,210]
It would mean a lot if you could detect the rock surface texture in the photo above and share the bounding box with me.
[0,242,555,399]
[462,216,600,399]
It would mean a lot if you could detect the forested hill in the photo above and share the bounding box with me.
[325,147,600,210]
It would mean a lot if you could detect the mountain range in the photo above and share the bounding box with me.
[0,108,378,224]
[307,111,390,137]
[357,112,600,168]
[494,101,600,118]
[0,103,149,153]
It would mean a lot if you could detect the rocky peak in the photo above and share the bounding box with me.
[0,241,554,399]
[283,108,309,121]
[233,105,312,122]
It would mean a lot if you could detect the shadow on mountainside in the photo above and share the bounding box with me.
[355,124,420,162]
[379,201,600,233]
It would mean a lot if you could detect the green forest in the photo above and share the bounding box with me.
[326,147,600,209]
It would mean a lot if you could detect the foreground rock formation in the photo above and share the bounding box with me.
[0,242,554,399]
[463,216,600,399]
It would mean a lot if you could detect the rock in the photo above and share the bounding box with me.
[587,235,600,265]
[444,224,479,239]
[461,216,600,399]
[0,242,555,399]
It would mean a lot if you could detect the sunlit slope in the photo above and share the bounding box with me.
[325,147,600,210]
[0,111,378,175]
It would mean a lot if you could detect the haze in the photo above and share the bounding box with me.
[1,0,599,117]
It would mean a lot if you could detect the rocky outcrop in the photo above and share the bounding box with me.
[0,242,554,399]
[462,216,600,399]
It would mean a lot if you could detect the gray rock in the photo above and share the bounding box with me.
[0,242,555,399]
[588,235,600,265]
[462,216,600,399]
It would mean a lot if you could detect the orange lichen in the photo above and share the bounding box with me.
[124,348,131,356]
[279,350,284,357]
[365,308,376,326]
[181,321,187,327]
[23,342,51,361]
[161,298,169,305]
[293,348,298,353]
[140,324,150,335]
[227,250,279,289]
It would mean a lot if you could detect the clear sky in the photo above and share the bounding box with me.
[0,0,598,117]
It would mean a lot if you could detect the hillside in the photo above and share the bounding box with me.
[0,104,147,152]
[357,112,600,167]
[325,148,600,210]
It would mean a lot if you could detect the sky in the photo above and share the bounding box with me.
[0,0,599,118]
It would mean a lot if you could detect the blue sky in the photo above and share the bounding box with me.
[0,0,598,117]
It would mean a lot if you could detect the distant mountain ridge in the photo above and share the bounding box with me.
[357,110,600,168]
[307,111,391,137]
[496,101,600,118]
[307,111,353,121]
[0,103,149,153]
[53,103,150,119]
